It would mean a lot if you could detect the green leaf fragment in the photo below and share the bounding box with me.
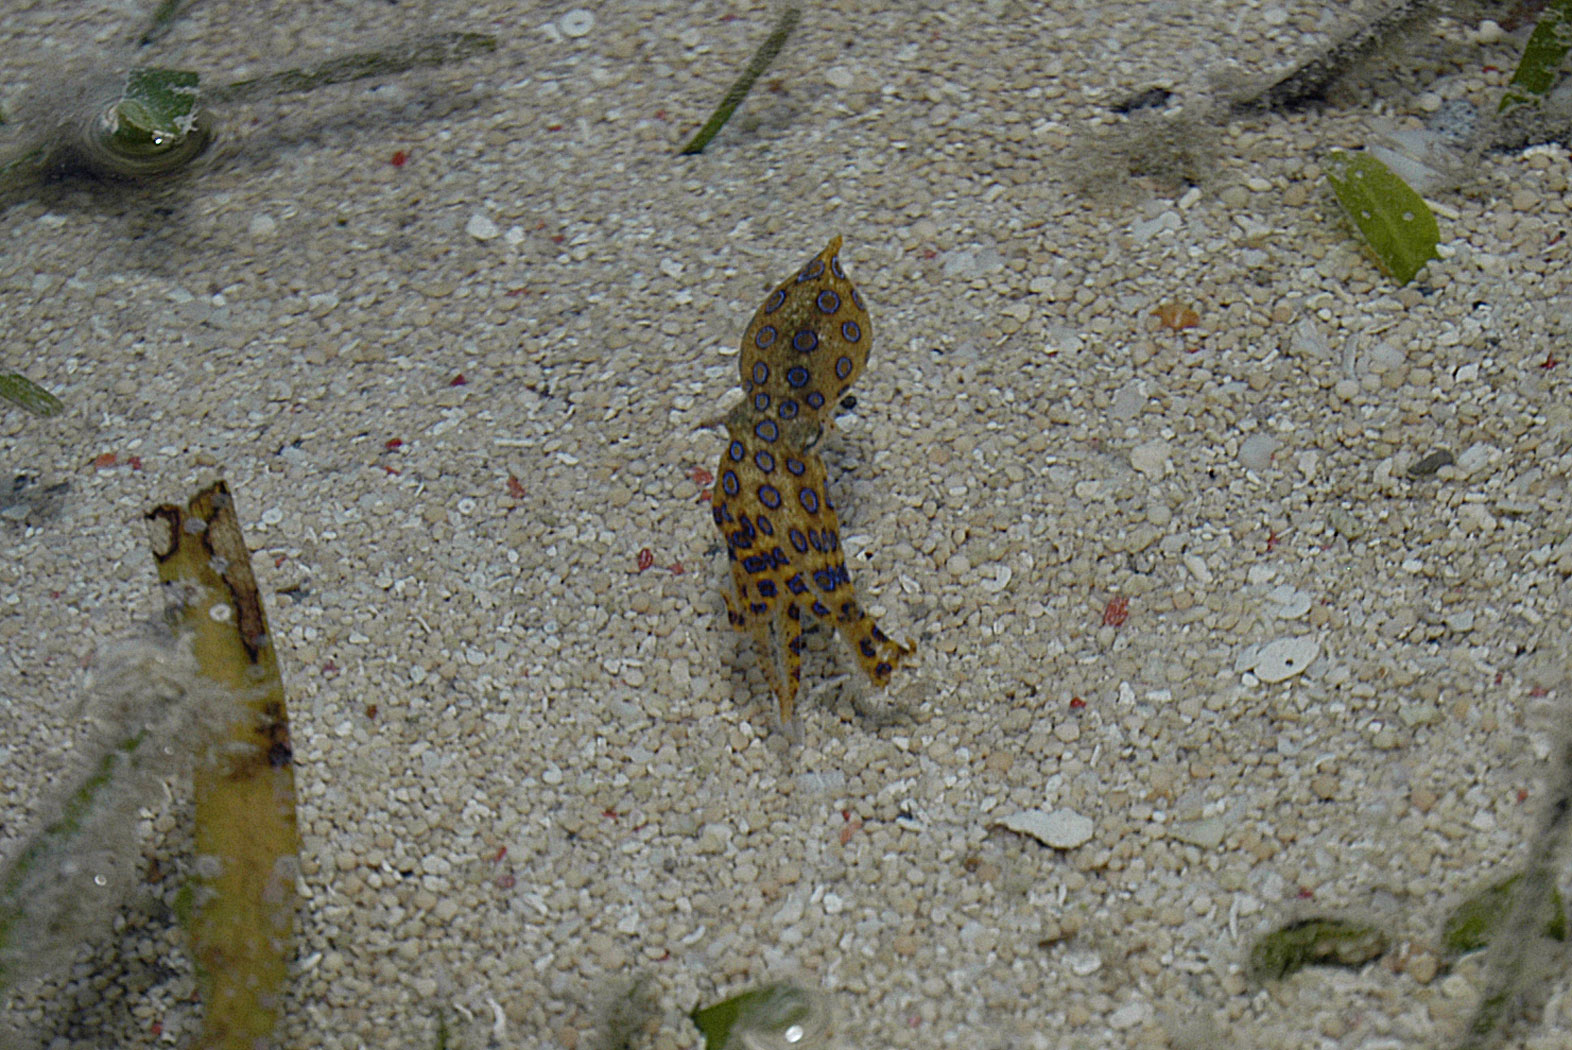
[119,68,201,139]
[1501,0,1572,112]
[1248,917,1389,982]
[1442,872,1568,959]
[0,373,64,416]
[691,982,828,1049]
[1325,149,1440,285]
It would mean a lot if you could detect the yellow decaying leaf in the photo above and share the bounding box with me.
[146,481,299,1050]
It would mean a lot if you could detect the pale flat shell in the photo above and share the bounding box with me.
[995,808,1094,849]
[1251,635,1320,683]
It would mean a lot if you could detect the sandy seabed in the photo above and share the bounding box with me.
[3,1,1572,1048]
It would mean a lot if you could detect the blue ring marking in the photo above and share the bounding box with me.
[758,484,782,509]
[722,470,739,496]
[871,625,888,641]
[752,361,769,384]
[754,325,776,349]
[787,603,801,621]
[835,356,853,379]
[729,530,752,549]
[769,546,791,567]
[841,320,861,342]
[796,259,825,282]
[825,529,839,551]
[756,514,774,535]
[875,661,892,677]
[742,554,769,573]
[830,255,846,279]
[808,529,824,553]
[716,504,733,523]
[786,573,808,594]
[738,513,756,539]
[813,569,837,592]
[764,289,786,314]
[789,528,809,553]
[851,288,865,310]
[711,506,725,526]
[754,392,771,412]
[778,399,799,420]
[805,392,825,410]
[811,600,831,617]
[860,639,876,657]
[792,329,819,353]
[728,440,745,462]
[799,487,820,514]
[785,457,806,476]
[754,450,775,473]
[757,580,778,598]
[786,365,810,388]
[816,289,840,314]
[750,601,768,614]
[755,419,779,443]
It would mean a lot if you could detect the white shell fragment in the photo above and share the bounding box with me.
[995,808,1094,849]
[558,9,595,37]
[1246,635,1320,683]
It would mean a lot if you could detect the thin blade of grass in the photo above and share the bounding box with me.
[0,373,64,416]
[209,31,497,106]
[139,0,198,47]
[678,5,802,155]
[0,734,145,990]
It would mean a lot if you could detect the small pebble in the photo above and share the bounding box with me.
[1109,1001,1150,1029]
[1263,585,1311,620]
[1130,439,1171,478]
[1408,952,1439,984]
[1065,948,1103,976]
[1168,817,1227,849]
[466,213,500,241]
[1399,702,1440,728]
[1238,434,1280,471]
[558,9,595,37]
[978,563,1012,593]
[1408,449,1455,478]
[248,213,276,238]
[1131,210,1181,242]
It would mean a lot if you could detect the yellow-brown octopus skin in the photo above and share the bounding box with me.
[709,237,912,723]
